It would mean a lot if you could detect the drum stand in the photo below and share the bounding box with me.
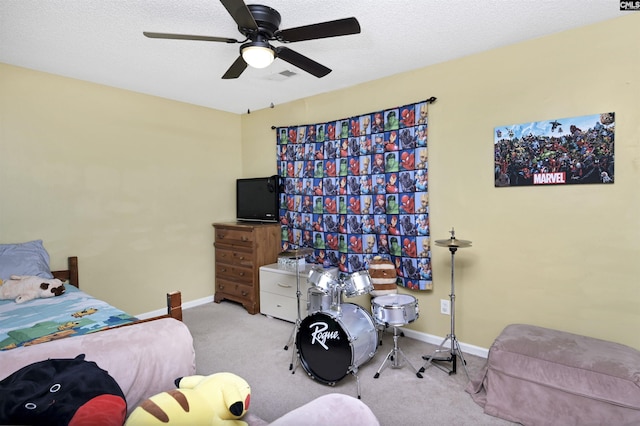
[283,249,312,373]
[338,283,366,400]
[419,229,471,379]
[374,325,423,379]
[349,368,363,399]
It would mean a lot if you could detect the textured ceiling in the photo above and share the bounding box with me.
[0,1,627,114]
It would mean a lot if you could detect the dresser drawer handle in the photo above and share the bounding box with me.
[238,272,245,276]
[277,282,292,288]
[241,290,248,296]
[238,255,245,260]
[220,267,227,272]
[241,236,249,241]
[218,284,224,290]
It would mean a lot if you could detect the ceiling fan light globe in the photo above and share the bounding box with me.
[242,45,275,69]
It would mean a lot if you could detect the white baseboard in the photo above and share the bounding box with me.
[135,295,214,320]
[136,296,490,359]
[397,328,489,359]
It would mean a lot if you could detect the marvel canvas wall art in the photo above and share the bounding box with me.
[494,112,615,187]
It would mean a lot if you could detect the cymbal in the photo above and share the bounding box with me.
[280,247,314,258]
[434,238,472,248]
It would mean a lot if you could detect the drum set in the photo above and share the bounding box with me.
[290,264,423,398]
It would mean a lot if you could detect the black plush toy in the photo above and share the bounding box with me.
[0,354,126,426]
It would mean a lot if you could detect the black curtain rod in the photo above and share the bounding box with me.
[271,96,437,130]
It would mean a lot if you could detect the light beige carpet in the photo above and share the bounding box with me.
[182,300,516,426]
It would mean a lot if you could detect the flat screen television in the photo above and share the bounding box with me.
[236,176,279,222]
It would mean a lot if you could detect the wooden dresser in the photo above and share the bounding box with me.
[212,222,281,314]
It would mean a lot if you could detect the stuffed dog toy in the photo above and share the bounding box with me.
[125,372,251,426]
[0,275,65,303]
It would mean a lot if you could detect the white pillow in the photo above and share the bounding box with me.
[0,240,54,281]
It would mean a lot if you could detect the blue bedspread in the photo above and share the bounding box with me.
[0,284,137,350]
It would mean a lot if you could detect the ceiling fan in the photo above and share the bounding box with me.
[143,0,361,79]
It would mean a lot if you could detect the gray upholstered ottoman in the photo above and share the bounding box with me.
[466,324,640,426]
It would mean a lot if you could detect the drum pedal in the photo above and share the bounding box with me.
[423,354,452,362]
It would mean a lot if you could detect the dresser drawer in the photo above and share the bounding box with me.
[260,269,312,298]
[260,292,307,323]
[214,227,255,247]
[216,263,253,284]
[215,247,254,269]
[216,278,255,302]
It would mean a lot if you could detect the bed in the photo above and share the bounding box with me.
[0,241,196,413]
[1,256,183,350]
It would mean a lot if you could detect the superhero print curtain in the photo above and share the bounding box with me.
[277,99,434,290]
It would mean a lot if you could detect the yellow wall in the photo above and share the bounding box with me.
[241,14,640,349]
[0,64,241,314]
[2,14,639,350]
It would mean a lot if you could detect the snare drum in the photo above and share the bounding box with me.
[371,294,419,326]
[307,286,332,314]
[343,270,373,297]
[308,267,337,292]
[297,303,377,385]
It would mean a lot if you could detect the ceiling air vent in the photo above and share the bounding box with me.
[266,70,298,81]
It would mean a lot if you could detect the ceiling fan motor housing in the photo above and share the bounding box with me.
[244,5,281,38]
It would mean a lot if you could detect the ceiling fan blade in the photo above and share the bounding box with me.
[143,32,239,43]
[222,55,248,79]
[277,17,360,43]
[219,0,258,30]
[275,47,331,78]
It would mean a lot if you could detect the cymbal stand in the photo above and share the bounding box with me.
[284,259,304,373]
[420,233,470,379]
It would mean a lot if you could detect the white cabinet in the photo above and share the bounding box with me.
[259,263,338,322]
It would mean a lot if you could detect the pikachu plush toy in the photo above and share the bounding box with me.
[125,372,251,426]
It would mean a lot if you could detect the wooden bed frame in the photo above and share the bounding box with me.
[51,256,183,322]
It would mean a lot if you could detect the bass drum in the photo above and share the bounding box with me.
[296,304,377,385]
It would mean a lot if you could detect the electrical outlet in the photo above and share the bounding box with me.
[440,299,451,315]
